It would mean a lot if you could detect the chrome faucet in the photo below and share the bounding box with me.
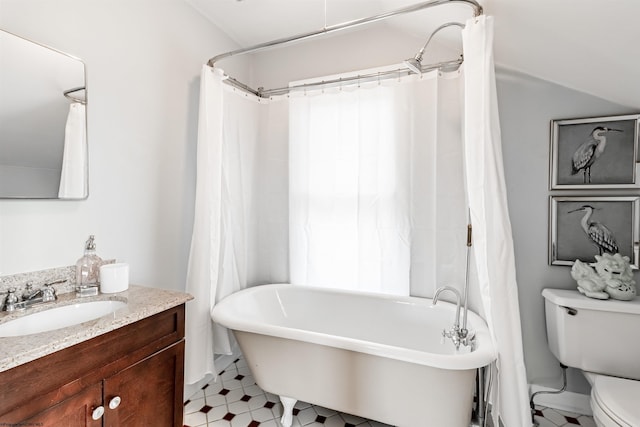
[432,285,475,350]
[432,218,476,350]
[1,280,61,311]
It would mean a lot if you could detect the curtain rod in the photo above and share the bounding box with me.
[207,0,482,98]
[63,86,86,105]
[207,0,482,67]
[224,58,464,98]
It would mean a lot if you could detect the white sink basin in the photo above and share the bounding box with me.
[0,300,127,337]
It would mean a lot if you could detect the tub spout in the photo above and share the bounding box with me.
[432,285,474,350]
[433,286,462,328]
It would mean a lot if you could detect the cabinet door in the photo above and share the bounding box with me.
[23,383,103,427]
[103,340,184,427]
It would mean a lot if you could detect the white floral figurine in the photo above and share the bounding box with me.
[571,259,608,299]
[594,253,637,301]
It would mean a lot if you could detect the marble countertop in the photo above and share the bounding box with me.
[0,285,193,372]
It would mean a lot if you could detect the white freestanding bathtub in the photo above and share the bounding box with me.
[211,284,496,427]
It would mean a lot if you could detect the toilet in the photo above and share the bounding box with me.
[542,288,640,427]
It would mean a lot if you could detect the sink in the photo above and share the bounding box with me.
[0,300,127,337]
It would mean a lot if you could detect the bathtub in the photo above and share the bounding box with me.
[211,284,496,427]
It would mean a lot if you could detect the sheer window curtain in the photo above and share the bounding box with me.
[289,71,468,298]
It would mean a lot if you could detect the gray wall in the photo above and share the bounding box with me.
[496,67,636,393]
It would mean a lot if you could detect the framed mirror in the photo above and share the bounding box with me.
[0,29,87,199]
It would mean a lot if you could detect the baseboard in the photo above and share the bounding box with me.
[183,346,242,402]
[529,384,592,416]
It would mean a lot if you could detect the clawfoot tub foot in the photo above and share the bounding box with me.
[279,396,297,427]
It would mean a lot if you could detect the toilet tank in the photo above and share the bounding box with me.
[542,288,640,381]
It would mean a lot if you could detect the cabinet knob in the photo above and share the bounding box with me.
[109,395,122,409]
[91,406,105,420]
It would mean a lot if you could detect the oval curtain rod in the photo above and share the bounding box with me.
[206,0,483,98]
[63,86,86,105]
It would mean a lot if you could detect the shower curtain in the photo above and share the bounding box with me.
[58,102,87,198]
[184,66,288,383]
[462,16,531,427]
[187,14,530,426]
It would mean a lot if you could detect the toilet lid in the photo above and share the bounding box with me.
[592,375,640,426]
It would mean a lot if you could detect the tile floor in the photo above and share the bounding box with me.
[532,406,596,427]
[184,357,596,427]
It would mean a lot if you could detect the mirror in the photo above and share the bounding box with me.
[0,29,87,199]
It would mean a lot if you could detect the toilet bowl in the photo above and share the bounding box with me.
[542,288,640,427]
[584,372,640,427]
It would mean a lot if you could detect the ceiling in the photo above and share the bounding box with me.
[186,0,640,110]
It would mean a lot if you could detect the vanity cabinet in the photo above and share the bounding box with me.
[24,383,103,426]
[0,304,185,426]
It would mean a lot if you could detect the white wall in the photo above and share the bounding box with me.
[0,0,246,290]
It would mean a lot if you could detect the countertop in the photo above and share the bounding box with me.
[0,285,193,372]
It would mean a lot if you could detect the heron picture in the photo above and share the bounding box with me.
[549,114,640,189]
[549,196,640,268]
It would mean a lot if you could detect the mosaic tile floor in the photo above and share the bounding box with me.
[184,357,596,427]
[532,406,596,427]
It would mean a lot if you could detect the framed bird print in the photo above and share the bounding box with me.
[549,114,640,189]
[549,196,640,268]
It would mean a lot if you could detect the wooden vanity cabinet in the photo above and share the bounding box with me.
[0,304,185,427]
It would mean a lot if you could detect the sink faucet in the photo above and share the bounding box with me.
[432,285,475,350]
[1,280,62,311]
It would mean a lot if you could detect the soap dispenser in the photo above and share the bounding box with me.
[75,235,103,295]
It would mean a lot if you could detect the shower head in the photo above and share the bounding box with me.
[404,21,466,75]
[403,57,422,74]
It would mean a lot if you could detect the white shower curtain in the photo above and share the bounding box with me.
[185,66,288,384]
[462,16,531,427]
[58,102,87,198]
[289,72,468,297]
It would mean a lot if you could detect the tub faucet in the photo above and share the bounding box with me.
[432,285,474,350]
